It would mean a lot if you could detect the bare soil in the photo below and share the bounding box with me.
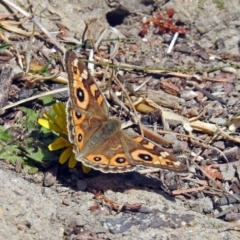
[0,0,240,239]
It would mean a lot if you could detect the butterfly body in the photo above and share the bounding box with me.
[66,51,187,173]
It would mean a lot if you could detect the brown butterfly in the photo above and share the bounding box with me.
[65,51,187,173]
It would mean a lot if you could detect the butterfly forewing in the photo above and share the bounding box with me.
[65,51,188,173]
[65,51,108,118]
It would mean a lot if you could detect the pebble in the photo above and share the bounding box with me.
[209,117,226,125]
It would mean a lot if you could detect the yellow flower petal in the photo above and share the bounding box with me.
[58,102,66,118]
[53,102,65,117]
[68,152,78,168]
[43,113,55,122]
[82,164,91,174]
[59,147,72,164]
[55,116,67,133]
[38,118,50,128]
[48,137,71,151]
[38,118,63,133]
[39,102,91,173]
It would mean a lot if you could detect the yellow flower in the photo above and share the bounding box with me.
[38,102,91,173]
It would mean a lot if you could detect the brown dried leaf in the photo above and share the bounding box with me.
[201,165,223,181]
[160,81,180,95]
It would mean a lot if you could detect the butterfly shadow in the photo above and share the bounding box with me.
[57,165,179,203]
[55,166,194,234]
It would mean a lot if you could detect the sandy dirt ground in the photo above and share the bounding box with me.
[0,0,240,239]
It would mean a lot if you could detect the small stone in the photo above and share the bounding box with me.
[16,224,26,231]
[220,164,235,181]
[43,165,59,187]
[227,96,238,106]
[235,83,240,91]
[129,44,138,52]
[180,90,198,100]
[222,67,237,74]
[213,141,225,150]
[62,199,70,206]
[209,117,226,125]
[198,51,209,60]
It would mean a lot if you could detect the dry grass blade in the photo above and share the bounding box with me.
[22,71,61,87]
[218,127,240,144]
[1,0,65,53]
[134,76,152,92]
[113,74,144,136]
[24,24,35,73]
[2,87,68,111]
[0,31,23,69]
[109,88,129,113]
[172,186,206,195]
[147,70,231,82]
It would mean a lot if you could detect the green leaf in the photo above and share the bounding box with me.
[38,95,54,105]
[22,136,58,164]
[19,107,39,132]
[0,126,12,141]
[0,43,11,51]
[20,107,39,122]
[0,106,58,173]
[0,144,22,165]
[23,164,38,174]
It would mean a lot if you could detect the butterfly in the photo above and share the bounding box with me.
[65,51,187,173]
